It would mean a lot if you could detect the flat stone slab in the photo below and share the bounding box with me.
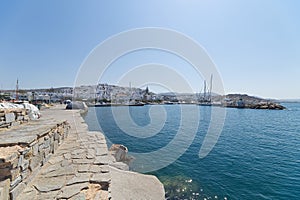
[57,182,89,199]
[77,164,90,173]
[37,190,60,200]
[0,119,65,147]
[109,166,165,200]
[90,173,111,184]
[66,173,91,186]
[33,177,66,192]
[94,155,115,165]
[69,192,86,200]
[44,164,76,178]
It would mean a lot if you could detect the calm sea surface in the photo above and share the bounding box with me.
[84,103,300,200]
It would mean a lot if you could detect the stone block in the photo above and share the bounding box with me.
[58,182,89,199]
[38,143,45,152]
[44,165,76,178]
[90,173,111,184]
[44,146,51,156]
[29,155,42,171]
[0,168,11,180]
[50,141,54,154]
[73,159,94,164]
[5,113,15,123]
[17,155,24,168]
[0,153,18,164]
[24,148,33,159]
[33,177,66,192]
[110,162,129,171]
[9,156,19,169]
[72,149,86,155]
[10,182,25,200]
[49,136,54,153]
[58,135,62,144]
[10,175,21,189]
[57,127,63,134]
[18,147,30,155]
[36,190,59,200]
[77,164,90,173]
[29,140,37,147]
[69,193,86,200]
[94,155,115,165]
[20,160,29,171]
[87,149,95,158]
[95,147,108,156]
[53,140,59,152]
[66,173,90,185]
[0,162,11,170]
[54,132,59,140]
[11,121,20,127]
[89,165,102,173]
[63,153,71,160]
[0,179,10,200]
[72,154,86,159]
[10,168,20,182]
[21,169,29,180]
[99,165,110,173]
[61,159,72,167]
[42,154,51,166]
[23,116,29,121]
[17,116,24,121]
[32,143,38,156]
[48,155,63,165]
[44,138,50,149]
[17,186,38,200]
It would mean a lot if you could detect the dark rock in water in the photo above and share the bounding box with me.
[65,101,88,110]
[248,102,286,110]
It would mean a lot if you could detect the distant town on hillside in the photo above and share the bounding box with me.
[0,83,293,109]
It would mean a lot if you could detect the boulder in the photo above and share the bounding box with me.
[109,144,133,165]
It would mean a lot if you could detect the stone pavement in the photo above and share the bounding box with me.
[18,106,115,200]
[16,105,165,200]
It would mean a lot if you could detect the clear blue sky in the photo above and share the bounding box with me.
[0,0,299,99]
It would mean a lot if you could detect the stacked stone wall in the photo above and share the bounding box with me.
[0,121,70,200]
[0,109,30,129]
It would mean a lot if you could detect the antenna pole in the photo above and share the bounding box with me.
[16,79,19,101]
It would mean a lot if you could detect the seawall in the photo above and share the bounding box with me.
[0,105,165,200]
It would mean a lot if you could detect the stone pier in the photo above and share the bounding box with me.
[0,105,165,200]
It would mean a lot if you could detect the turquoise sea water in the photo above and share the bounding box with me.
[84,103,300,200]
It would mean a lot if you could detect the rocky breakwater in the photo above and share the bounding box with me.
[247,102,286,110]
[4,105,165,200]
[217,94,286,110]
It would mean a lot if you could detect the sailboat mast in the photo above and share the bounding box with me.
[209,74,213,102]
[129,82,132,102]
[203,80,206,99]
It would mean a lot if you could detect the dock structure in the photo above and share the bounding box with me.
[0,105,165,200]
